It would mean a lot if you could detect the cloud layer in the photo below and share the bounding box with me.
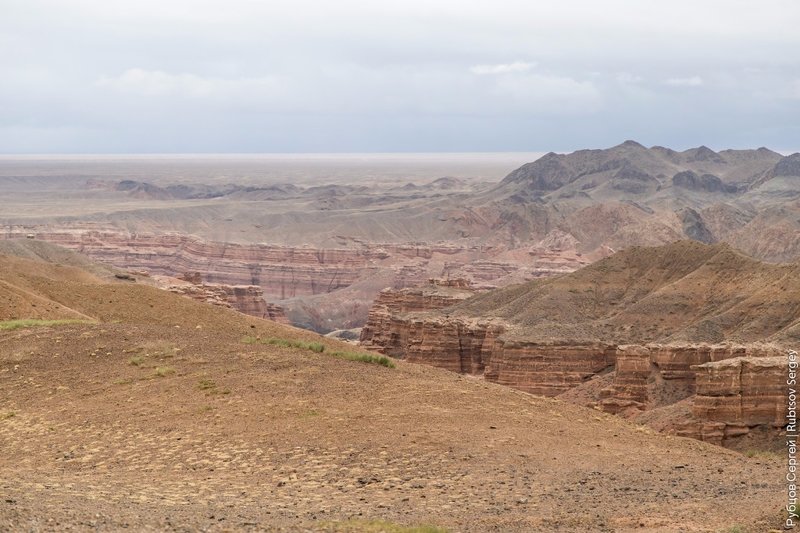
[1,0,799,152]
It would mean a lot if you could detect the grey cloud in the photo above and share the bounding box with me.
[1,0,799,152]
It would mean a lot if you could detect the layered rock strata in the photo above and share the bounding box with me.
[677,356,788,445]
[360,278,484,354]
[362,302,790,446]
[162,280,289,324]
[598,343,783,414]
[0,227,585,330]
[365,311,617,396]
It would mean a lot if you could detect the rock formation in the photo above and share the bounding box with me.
[360,278,483,354]
[598,343,783,414]
[0,227,586,331]
[678,356,789,446]
[359,241,799,447]
[158,277,289,324]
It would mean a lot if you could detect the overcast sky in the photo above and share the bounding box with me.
[1,0,799,153]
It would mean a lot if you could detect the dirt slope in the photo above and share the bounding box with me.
[455,240,800,344]
[0,253,787,532]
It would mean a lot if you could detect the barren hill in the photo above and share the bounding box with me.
[0,247,787,531]
[455,240,800,344]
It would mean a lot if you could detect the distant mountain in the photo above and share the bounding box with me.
[465,141,800,263]
[496,140,785,195]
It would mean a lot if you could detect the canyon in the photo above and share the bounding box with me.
[0,226,585,331]
[0,245,785,531]
[2,143,800,334]
[1,147,798,449]
[359,241,799,448]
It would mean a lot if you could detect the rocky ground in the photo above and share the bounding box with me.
[0,252,789,532]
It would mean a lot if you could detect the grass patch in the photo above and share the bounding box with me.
[319,520,448,533]
[154,366,176,377]
[329,351,395,368]
[242,336,394,368]
[197,378,217,390]
[0,319,93,331]
[744,449,781,460]
[1,412,16,420]
[128,356,145,366]
[243,336,324,352]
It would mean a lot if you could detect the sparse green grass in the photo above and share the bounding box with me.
[242,336,395,368]
[243,336,323,352]
[0,319,93,331]
[154,366,176,377]
[744,449,781,460]
[319,520,448,533]
[329,350,396,368]
[128,356,145,366]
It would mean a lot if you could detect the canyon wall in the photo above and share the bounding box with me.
[1,226,586,330]
[363,306,789,446]
[598,343,783,414]
[360,278,482,355]
[365,311,616,396]
[160,279,289,324]
[678,356,787,446]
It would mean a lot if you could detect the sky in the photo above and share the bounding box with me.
[1,0,799,153]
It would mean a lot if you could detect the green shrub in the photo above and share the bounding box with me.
[329,351,396,368]
[319,520,447,533]
[243,336,325,352]
[197,378,217,390]
[0,319,93,331]
[241,337,394,368]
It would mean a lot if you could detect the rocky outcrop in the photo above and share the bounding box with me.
[366,311,616,396]
[360,279,483,354]
[672,171,734,193]
[678,356,788,445]
[483,340,616,396]
[161,279,290,324]
[677,208,715,244]
[598,343,783,414]
[362,288,791,447]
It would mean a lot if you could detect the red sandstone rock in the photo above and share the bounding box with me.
[158,277,289,324]
[599,343,783,414]
[360,279,482,354]
[663,356,789,446]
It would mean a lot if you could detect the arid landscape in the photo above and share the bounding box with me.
[2,143,799,333]
[0,144,798,531]
[0,240,790,531]
[3,1,800,531]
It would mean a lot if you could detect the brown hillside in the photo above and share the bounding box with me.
[455,240,800,344]
[0,251,787,531]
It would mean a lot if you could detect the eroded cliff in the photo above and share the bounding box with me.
[359,241,799,447]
